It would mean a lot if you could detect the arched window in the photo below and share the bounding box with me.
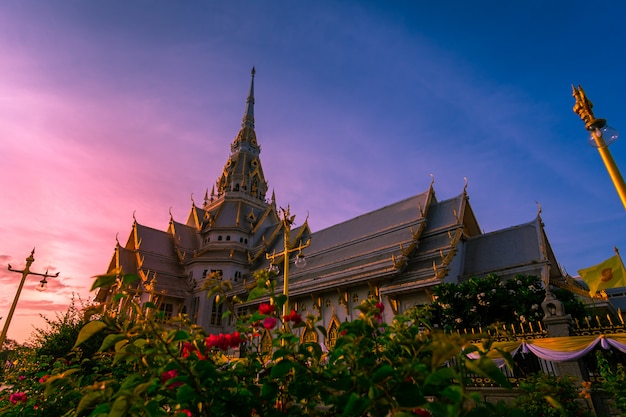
[210,297,223,326]
[260,329,273,359]
[326,314,341,349]
[301,326,318,344]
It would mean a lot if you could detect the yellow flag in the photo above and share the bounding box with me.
[578,255,626,296]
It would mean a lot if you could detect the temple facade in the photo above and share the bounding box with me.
[96,69,583,348]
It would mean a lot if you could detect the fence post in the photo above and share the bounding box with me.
[541,293,607,415]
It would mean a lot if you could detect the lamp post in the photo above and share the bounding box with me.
[0,249,59,349]
[266,206,311,319]
[572,85,626,210]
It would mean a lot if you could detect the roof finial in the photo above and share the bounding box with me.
[242,66,255,129]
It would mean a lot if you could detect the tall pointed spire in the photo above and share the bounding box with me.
[215,68,267,201]
[242,67,255,129]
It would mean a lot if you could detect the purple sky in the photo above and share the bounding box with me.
[1,1,625,343]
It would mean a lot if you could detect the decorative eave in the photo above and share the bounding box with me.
[391,183,435,272]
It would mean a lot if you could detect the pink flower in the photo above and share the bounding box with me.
[176,409,193,416]
[38,375,49,383]
[259,303,276,315]
[374,302,384,323]
[263,317,277,329]
[283,310,302,324]
[9,392,27,404]
[18,375,25,381]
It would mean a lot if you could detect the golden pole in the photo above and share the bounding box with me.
[266,206,311,326]
[593,132,626,209]
[572,85,626,210]
[283,221,291,319]
[0,249,59,349]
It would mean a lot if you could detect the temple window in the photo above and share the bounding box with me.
[210,297,223,326]
[158,303,173,322]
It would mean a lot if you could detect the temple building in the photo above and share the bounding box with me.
[96,69,585,347]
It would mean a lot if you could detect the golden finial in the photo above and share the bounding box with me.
[572,85,605,131]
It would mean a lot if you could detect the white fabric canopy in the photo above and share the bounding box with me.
[467,334,626,364]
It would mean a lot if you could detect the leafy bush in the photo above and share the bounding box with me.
[431,275,587,331]
[595,350,626,416]
[511,373,594,417]
[0,271,595,417]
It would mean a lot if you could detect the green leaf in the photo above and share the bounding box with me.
[75,391,102,415]
[261,382,279,399]
[90,273,118,291]
[100,333,127,352]
[74,320,107,348]
[134,379,157,396]
[464,357,512,389]
[176,384,196,404]
[270,359,294,378]
[173,330,189,341]
[424,366,457,387]
[109,395,132,417]
[394,382,425,407]
[247,286,267,301]
[372,364,395,383]
[122,274,139,285]
[342,392,369,416]
[112,293,127,302]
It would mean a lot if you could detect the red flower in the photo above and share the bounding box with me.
[161,369,182,389]
[206,334,220,349]
[340,329,348,336]
[206,332,245,351]
[176,410,193,417]
[38,375,49,384]
[263,317,277,329]
[9,392,27,404]
[412,408,432,417]
[182,342,206,360]
[374,302,384,323]
[283,310,302,324]
[259,303,276,315]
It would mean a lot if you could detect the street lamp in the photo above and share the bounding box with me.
[0,249,59,349]
[266,206,311,319]
[572,85,626,209]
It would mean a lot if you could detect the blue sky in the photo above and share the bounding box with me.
[1,0,625,342]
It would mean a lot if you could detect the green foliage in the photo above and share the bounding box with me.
[431,274,590,331]
[595,350,626,416]
[0,271,595,417]
[0,295,102,416]
[511,373,593,417]
[432,275,574,330]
